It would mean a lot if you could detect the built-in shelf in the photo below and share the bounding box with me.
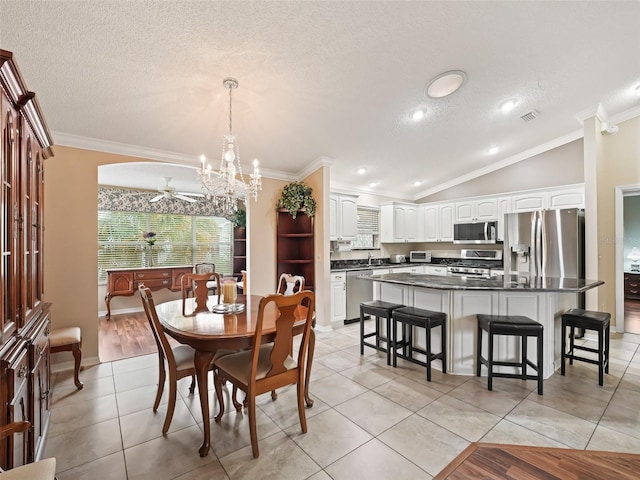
[277,210,314,290]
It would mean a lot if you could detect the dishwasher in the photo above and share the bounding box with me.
[345,269,374,324]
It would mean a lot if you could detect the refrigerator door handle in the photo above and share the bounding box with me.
[530,212,538,277]
[540,210,547,277]
[484,222,488,241]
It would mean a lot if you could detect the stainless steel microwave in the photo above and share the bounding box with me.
[453,221,498,244]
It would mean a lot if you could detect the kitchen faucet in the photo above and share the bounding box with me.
[367,252,372,266]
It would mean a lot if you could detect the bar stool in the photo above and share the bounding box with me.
[476,314,543,395]
[561,308,610,386]
[360,300,405,365]
[392,306,446,381]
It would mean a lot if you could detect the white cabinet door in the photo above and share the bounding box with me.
[455,201,475,222]
[404,205,419,242]
[548,188,584,209]
[512,192,548,212]
[496,196,512,241]
[330,194,358,241]
[424,265,448,276]
[330,273,346,322]
[381,203,419,243]
[439,204,454,242]
[329,195,338,240]
[475,198,498,220]
[455,198,497,222]
[421,205,438,242]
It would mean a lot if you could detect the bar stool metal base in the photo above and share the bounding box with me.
[476,314,543,395]
[561,308,610,386]
[392,306,446,382]
[360,300,405,365]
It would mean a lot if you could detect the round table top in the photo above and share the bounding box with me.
[156,294,308,351]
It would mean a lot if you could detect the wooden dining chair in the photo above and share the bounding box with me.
[0,421,57,479]
[194,263,217,294]
[277,273,305,295]
[181,272,221,315]
[213,291,315,458]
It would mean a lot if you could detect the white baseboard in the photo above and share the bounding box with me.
[315,324,333,333]
[51,356,100,373]
[98,306,144,318]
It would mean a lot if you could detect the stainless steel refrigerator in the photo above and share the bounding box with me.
[503,208,585,279]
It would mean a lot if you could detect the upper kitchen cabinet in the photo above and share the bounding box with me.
[419,203,454,242]
[511,191,548,212]
[548,187,584,210]
[329,193,358,241]
[380,203,418,243]
[455,198,497,222]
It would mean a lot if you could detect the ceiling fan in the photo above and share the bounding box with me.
[150,177,204,203]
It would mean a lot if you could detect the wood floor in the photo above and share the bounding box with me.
[434,443,640,480]
[99,312,158,363]
[625,298,640,334]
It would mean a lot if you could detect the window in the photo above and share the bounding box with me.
[97,211,232,283]
[351,206,380,249]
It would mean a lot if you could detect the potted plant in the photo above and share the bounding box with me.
[232,208,246,228]
[276,181,316,219]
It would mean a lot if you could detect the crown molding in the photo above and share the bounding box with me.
[296,156,334,181]
[330,180,413,201]
[413,129,583,200]
[611,104,640,125]
[52,131,295,181]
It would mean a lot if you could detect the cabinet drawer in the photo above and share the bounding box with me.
[134,269,172,280]
[135,278,172,290]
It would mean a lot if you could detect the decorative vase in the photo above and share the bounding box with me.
[143,244,155,267]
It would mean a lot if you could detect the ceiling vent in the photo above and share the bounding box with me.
[520,110,539,122]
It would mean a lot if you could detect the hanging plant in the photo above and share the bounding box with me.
[276,181,316,218]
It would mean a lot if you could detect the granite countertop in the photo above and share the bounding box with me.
[330,262,404,272]
[360,272,604,293]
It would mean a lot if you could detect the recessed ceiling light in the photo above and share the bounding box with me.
[425,70,467,98]
[500,99,518,113]
[413,181,422,186]
[411,109,425,121]
[357,167,367,175]
[369,182,378,187]
[487,146,499,155]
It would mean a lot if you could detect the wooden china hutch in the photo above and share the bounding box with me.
[0,50,54,469]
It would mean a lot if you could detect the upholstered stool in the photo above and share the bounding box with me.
[50,327,83,389]
[476,314,543,395]
[561,308,610,386]
[392,306,446,381]
[360,300,405,365]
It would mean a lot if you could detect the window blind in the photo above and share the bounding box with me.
[97,211,232,283]
[352,206,380,249]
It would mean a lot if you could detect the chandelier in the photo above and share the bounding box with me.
[197,77,262,218]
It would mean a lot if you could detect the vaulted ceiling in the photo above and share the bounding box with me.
[2,1,639,199]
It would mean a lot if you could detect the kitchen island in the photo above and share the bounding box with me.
[361,273,603,378]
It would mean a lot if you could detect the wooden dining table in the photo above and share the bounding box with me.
[156,293,315,457]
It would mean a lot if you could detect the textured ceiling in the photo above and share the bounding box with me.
[1,1,639,199]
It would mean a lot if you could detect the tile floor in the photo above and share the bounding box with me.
[46,322,640,480]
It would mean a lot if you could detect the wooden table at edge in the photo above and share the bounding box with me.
[156,294,314,456]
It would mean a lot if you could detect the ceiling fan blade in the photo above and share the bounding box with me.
[177,192,205,198]
[150,194,164,203]
[174,194,197,203]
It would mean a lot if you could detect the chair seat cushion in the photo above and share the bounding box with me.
[360,300,405,315]
[562,308,611,329]
[50,327,81,348]
[173,344,197,370]
[478,314,542,333]
[394,306,446,322]
[0,457,56,480]
[214,343,296,383]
